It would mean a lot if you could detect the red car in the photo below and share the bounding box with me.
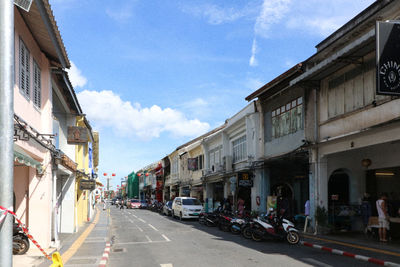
[130,199,141,209]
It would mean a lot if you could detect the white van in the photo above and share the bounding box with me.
[172,197,203,220]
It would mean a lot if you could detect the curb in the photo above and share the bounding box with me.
[98,242,111,267]
[301,241,400,266]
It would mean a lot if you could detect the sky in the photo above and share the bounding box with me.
[50,0,375,188]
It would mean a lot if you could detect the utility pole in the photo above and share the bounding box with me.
[0,1,14,266]
[103,173,115,200]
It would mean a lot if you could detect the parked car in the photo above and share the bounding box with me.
[163,201,173,216]
[140,200,148,209]
[130,199,141,209]
[172,197,203,220]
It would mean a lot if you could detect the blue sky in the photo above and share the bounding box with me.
[50,0,375,187]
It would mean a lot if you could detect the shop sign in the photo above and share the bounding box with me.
[376,21,400,95]
[67,126,88,144]
[238,172,253,187]
[79,179,96,191]
[61,154,77,171]
[187,158,198,171]
[331,194,339,201]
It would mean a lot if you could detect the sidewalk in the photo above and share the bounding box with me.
[13,205,110,267]
[302,231,400,264]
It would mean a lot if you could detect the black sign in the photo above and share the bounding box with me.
[238,172,253,187]
[79,179,96,191]
[376,21,400,95]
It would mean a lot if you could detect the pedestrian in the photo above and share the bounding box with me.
[376,193,389,242]
[361,193,372,232]
[120,199,124,210]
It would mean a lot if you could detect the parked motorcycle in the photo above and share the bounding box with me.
[218,211,234,232]
[199,207,221,227]
[13,223,30,255]
[250,212,300,244]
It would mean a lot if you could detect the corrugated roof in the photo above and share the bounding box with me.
[17,0,70,68]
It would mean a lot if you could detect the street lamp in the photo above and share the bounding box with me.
[103,173,116,200]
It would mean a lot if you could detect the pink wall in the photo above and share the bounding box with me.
[13,7,54,248]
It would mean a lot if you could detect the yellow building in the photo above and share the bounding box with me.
[74,116,96,229]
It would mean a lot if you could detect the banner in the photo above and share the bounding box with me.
[376,21,400,95]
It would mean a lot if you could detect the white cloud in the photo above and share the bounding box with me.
[77,90,210,140]
[249,0,291,66]
[254,0,291,38]
[249,39,258,67]
[68,61,87,88]
[105,2,135,22]
[181,3,257,25]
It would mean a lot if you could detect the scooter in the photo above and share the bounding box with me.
[13,223,30,255]
[251,211,300,245]
[199,206,222,227]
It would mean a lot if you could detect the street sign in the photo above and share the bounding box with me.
[376,21,400,95]
[331,194,339,201]
[238,172,253,187]
[67,126,88,144]
[79,179,96,191]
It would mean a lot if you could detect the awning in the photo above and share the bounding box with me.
[13,144,43,174]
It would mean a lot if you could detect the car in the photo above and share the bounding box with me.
[130,199,141,209]
[163,201,173,216]
[139,200,148,209]
[172,197,203,220]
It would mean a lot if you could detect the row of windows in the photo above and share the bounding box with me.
[19,38,41,108]
[271,97,302,117]
[232,135,247,163]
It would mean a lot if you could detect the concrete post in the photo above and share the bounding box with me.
[0,1,14,266]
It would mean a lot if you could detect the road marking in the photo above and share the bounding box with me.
[304,235,400,257]
[145,235,152,242]
[160,264,173,267]
[302,258,332,267]
[162,234,170,242]
[148,224,158,231]
[61,207,100,264]
[132,214,137,218]
[136,225,143,232]
[138,218,146,223]
[116,240,169,245]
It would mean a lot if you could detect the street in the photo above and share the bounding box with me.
[108,208,376,267]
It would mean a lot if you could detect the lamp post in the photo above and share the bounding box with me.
[103,173,116,200]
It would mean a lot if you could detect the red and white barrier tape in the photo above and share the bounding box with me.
[301,241,400,267]
[0,205,52,260]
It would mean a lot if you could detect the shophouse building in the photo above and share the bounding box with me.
[246,64,313,217]
[289,0,400,231]
[12,0,72,248]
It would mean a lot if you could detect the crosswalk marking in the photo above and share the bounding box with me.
[160,264,173,267]
[138,218,146,223]
[162,234,170,242]
[148,224,158,231]
[145,235,152,242]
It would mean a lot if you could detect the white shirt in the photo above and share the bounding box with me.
[376,199,386,218]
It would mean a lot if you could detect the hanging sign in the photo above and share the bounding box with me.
[238,172,253,187]
[67,126,88,144]
[79,179,96,191]
[376,21,400,95]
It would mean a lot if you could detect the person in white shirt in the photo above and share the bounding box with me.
[376,193,389,242]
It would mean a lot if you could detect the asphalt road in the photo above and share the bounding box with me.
[108,208,377,267]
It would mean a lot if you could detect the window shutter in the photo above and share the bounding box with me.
[33,60,41,108]
[19,39,30,98]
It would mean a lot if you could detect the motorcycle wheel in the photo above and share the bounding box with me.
[286,231,300,245]
[242,226,252,239]
[251,231,263,242]
[222,224,230,232]
[13,235,30,255]
[231,224,241,234]
[199,216,205,224]
[206,220,214,227]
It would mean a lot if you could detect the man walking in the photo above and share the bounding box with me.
[376,193,389,242]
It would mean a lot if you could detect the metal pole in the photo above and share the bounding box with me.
[0,1,14,266]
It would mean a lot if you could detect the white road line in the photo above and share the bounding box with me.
[138,218,146,223]
[162,234,170,242]
[116,240,169,245]
[129,219,133,223]
[132,214,138,218]
[148,224,158,231]
[136,225,143,232]
[160,264,173,267]
[145,235,152,242]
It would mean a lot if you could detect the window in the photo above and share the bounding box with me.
[171,157,178,174]
[198,154,204,170]
[19,38,30,98]
[271,97,303,139]
[33,60,41,108]
[232,135,247,163]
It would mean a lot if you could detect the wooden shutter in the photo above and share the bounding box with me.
[33,60,41,108]
[19,39,30,98]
